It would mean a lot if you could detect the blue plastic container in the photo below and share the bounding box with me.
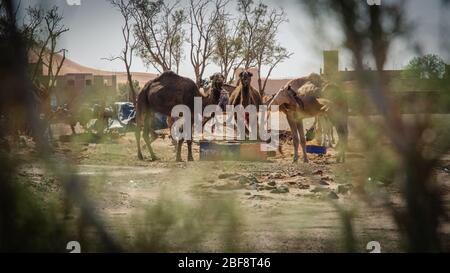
[199,141,240,160]
[306,145,327,154]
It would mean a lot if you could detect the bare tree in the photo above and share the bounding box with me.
[236,0,291,95]
[1,0,122,252]
[236,0,264,70]
[106,0,138,103]
[21,6,44,52]
[188,0,228,87]
[212,11,243,83]
[28,6,68,93]
[131,0,186,73]
[253,17,292,96]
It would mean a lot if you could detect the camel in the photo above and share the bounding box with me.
[201,72,230,110]
[228,71,263,137]
[285,73,336,147]
[135,71,226,162]
[229,70,262,108]
[200,73,231,135]
[308,115,336,147]
[165,72,229,143]
[268,76,348,163]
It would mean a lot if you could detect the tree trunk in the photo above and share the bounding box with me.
[257,76,264,97]
[126,67,136,104]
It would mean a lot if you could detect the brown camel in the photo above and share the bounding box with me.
[136,71,198,161]
[135,71,225,161]
[229,70,262,108]
[201,72,230,110]
[228,71,263,137]
[166,72,229,143]
[200,73,231,134]
[268,78,348,163]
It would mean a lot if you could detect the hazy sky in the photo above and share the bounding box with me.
[18,0,450,79]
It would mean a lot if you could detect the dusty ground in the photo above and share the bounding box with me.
[15,122,450,252]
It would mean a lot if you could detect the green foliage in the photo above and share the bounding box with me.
[0,156,72,252]
[117,80,140,101]
[127,192,243,252]
[403,54,446,80]
[132,0,186,72]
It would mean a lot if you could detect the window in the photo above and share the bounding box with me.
[86,79,92,86]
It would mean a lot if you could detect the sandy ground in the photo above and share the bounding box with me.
[15,120,450,252]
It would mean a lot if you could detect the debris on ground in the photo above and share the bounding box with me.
[248,194,273,200]
[337,184,353,194]
[218,173,239,179]
[268,172,285,179]
[271,185,289,194]
[290,171,304,177]
[310,186,329,193]
[327,191,339,200]
[298,184,310,189]
[312,170,324,176]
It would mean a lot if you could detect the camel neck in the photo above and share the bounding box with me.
[241,85,250,105]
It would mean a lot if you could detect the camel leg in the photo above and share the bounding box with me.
[187,140,194,161]
[330,114,348,163]
[166,116,177,146]
[202,116,214,138]
[324,116,335,147]
[135,124,144,160]
[176,139,184,162]
[312,116,323,144]
[330,121,336,145]
[335,124,348,163]
[296,119,309,163]
[70,122,76,135]
[316,116,324,146]
[135,109,144,160]
[142,113,158,161]
[286,113,299,163]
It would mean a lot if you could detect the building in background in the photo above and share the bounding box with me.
[52,73,117,108]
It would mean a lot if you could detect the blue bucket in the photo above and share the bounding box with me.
[306,145,327,154]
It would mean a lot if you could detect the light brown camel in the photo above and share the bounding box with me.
[229,70,262,108]
[135,71,226,162]
[268,78,348,163]
[286,73,333,147]
[228,71,263,137]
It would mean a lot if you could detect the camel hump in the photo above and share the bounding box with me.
[144,70,197,92]
[148,70,186,83]
[297,82,321,97]
[160,70,177,77]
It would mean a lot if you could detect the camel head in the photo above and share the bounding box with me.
[239,70,253,88]
[210,72,225,90]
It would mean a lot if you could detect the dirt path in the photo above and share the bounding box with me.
[55,133,404,252]
[16,129,450,252]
